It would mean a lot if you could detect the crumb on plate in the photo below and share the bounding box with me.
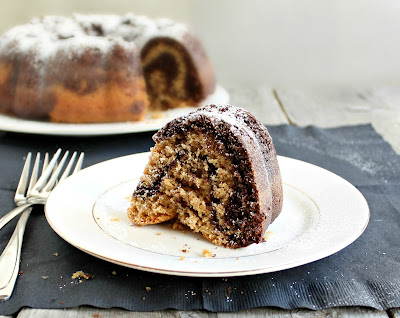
[202,249,215,258]
[264,230,274,240]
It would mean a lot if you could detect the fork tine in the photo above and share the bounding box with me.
[33,148,62,191]
[73,152,84,175]
[58,152,77,183]
[26,153,40,195]
[42,153,49,173]
[42,150,70,192]
[14,153,32,201]
[49,161,59,179]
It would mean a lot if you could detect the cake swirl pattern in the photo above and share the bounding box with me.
[128,104,283,248]
[0,14,215,122]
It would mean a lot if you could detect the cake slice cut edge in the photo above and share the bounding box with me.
[127,104,283,249]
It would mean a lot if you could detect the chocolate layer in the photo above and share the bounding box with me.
[141,37,203,106]
[144,105,281,248]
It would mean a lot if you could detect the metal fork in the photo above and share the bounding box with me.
[0,149,84,229]
[0,149,84,300]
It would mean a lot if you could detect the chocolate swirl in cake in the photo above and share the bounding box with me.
[128,104,283,248]
[0,14,216,122]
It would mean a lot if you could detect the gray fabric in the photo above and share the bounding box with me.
[0,124,399,315]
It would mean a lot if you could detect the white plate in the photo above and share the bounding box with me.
[45,154,369,277]
[0,85,229,136]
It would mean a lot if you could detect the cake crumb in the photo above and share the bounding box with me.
[18,271,23,275]
[93,314,99,317]
[60,301,64,304]
[180,256,185,261]
[202,249,215,258]
[53,252,59,256]
[172,220,186,231]
[41,276,48,280]
[264,230,274,240]
[110,217,120,222]
[112,271,117,275]
[71,270,93,280]
[156,232,162,236]
[142,297,146,300]
[145,287,151,292]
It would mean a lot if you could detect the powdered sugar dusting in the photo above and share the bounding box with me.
[155,18,189,40]
[74,13,122,36]
[0,13,190,68]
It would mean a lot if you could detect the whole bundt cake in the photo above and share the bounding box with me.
[127,104,283,249]
[0,14,216,123]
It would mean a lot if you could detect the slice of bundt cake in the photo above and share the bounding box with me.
[127,104,283,249]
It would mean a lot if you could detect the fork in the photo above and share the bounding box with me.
[0,149,84,300]
[0,149,84,230]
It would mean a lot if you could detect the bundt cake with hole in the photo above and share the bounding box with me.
[0,14,216,123]
[127,104,283,249]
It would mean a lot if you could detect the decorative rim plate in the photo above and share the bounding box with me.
[45,153,369,277]
[0,85,229,136]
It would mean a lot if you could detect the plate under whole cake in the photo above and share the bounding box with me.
[0,85,229,136]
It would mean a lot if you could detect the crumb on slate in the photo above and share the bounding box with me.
[71,270,93,280]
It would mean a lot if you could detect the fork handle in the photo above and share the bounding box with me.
[0,208,31,300]
[0,203,33,231]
